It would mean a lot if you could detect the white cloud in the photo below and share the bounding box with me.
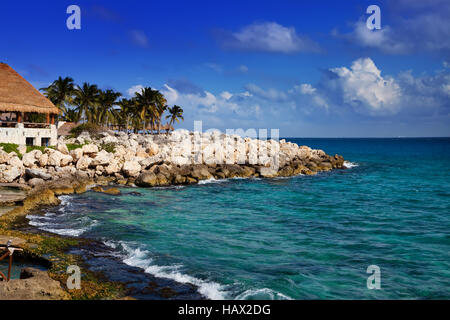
[329,58,401,115]
[345,21,409,54]
[336,2,450,55]
[220,91,233,100]
[127,84,144,97]
[162,85,239,114]
[298,83,316,95]
[223,22,320,54]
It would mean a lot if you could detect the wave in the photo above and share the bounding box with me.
[343,161,359,168]
[104,240,228,300]
[235,288,293,300]
[198,176,257,185]
[198,178,228,185]
[26,194,97,237]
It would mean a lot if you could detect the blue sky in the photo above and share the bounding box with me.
[1,0,449,137]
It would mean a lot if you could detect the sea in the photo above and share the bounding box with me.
[25,138,450,299]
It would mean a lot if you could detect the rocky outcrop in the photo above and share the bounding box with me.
[0,268,69,300]
[0,130,346,187]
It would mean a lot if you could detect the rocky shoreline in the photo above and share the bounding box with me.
[0,130,345,189]
[0,131,347,299]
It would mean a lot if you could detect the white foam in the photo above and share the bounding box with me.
[40,227,88,237]
[235,288,292,300]
[198,178,228,185]
[112,241,228,300]
[343,161,359,168]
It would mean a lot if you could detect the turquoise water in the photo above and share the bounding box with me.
[27,138,450,299]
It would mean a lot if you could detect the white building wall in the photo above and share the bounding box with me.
[0,123,57,146]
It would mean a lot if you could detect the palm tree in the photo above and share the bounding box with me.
[166,105,184,132]
[115,98,135,132]
[134,87,158,133]
[153,91,168,134]
[73,83,99,123]
[40,77,75,115]
[96,89,122,126]
[63,108,80,123]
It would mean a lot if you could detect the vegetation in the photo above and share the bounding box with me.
[66,143,84,151]
[69,123,102,137]
[26,145,55,153]
[41,78,184,134]
[0,142,22,158]
[99,142,116,153]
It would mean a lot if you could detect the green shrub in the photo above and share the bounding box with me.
[26,145,55,153]
[66,143,84,151]
[69,123,103,138]
[99,142,116,153]
[0,143,22,159]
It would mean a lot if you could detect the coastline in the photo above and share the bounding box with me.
[0,131,347,299]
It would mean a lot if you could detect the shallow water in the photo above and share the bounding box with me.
[27,138,450,299]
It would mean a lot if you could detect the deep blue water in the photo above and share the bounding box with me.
[27,138,450,299]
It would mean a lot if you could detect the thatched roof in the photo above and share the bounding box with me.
[0,63,60,114]
[146,123,174,131]
[57,121,77,136]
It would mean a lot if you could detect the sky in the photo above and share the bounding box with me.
[1,0,449,137]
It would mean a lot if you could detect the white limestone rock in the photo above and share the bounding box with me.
[76,156,92,170]
[122,160,142,177]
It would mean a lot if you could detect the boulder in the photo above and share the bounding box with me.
[91,150,112,166]
[104,159,121,175]
[0,268,69,300]
[190,164,212,180]
[28,177,45,187]
[22,151,40,167]
[76,156,92,170]
[70,148,83,162]
[38,153,49,167]
[146,142,159,156]
[135,171,158,187]
[25,168,52,180]
[82,144,98,155]
[8,156,23,168]
[122,160,141,177]
[47,150,64,166]
[56,142,69,155]
[139,155,163,169]
[60,154,74,167]
[3,166,21,182]
[0,149,11,164]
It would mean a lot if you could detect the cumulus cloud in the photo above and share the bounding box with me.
[127,84,144,97]
[218,22,320,54]
[162,85,239,114]
[328,58,401,115]
[133,58,448,133]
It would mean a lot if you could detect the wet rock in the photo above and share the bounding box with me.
[135,171,158,187]
[25,168,52,180]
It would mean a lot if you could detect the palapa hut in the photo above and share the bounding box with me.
[146,123,174,133]
[0,63,59,146]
